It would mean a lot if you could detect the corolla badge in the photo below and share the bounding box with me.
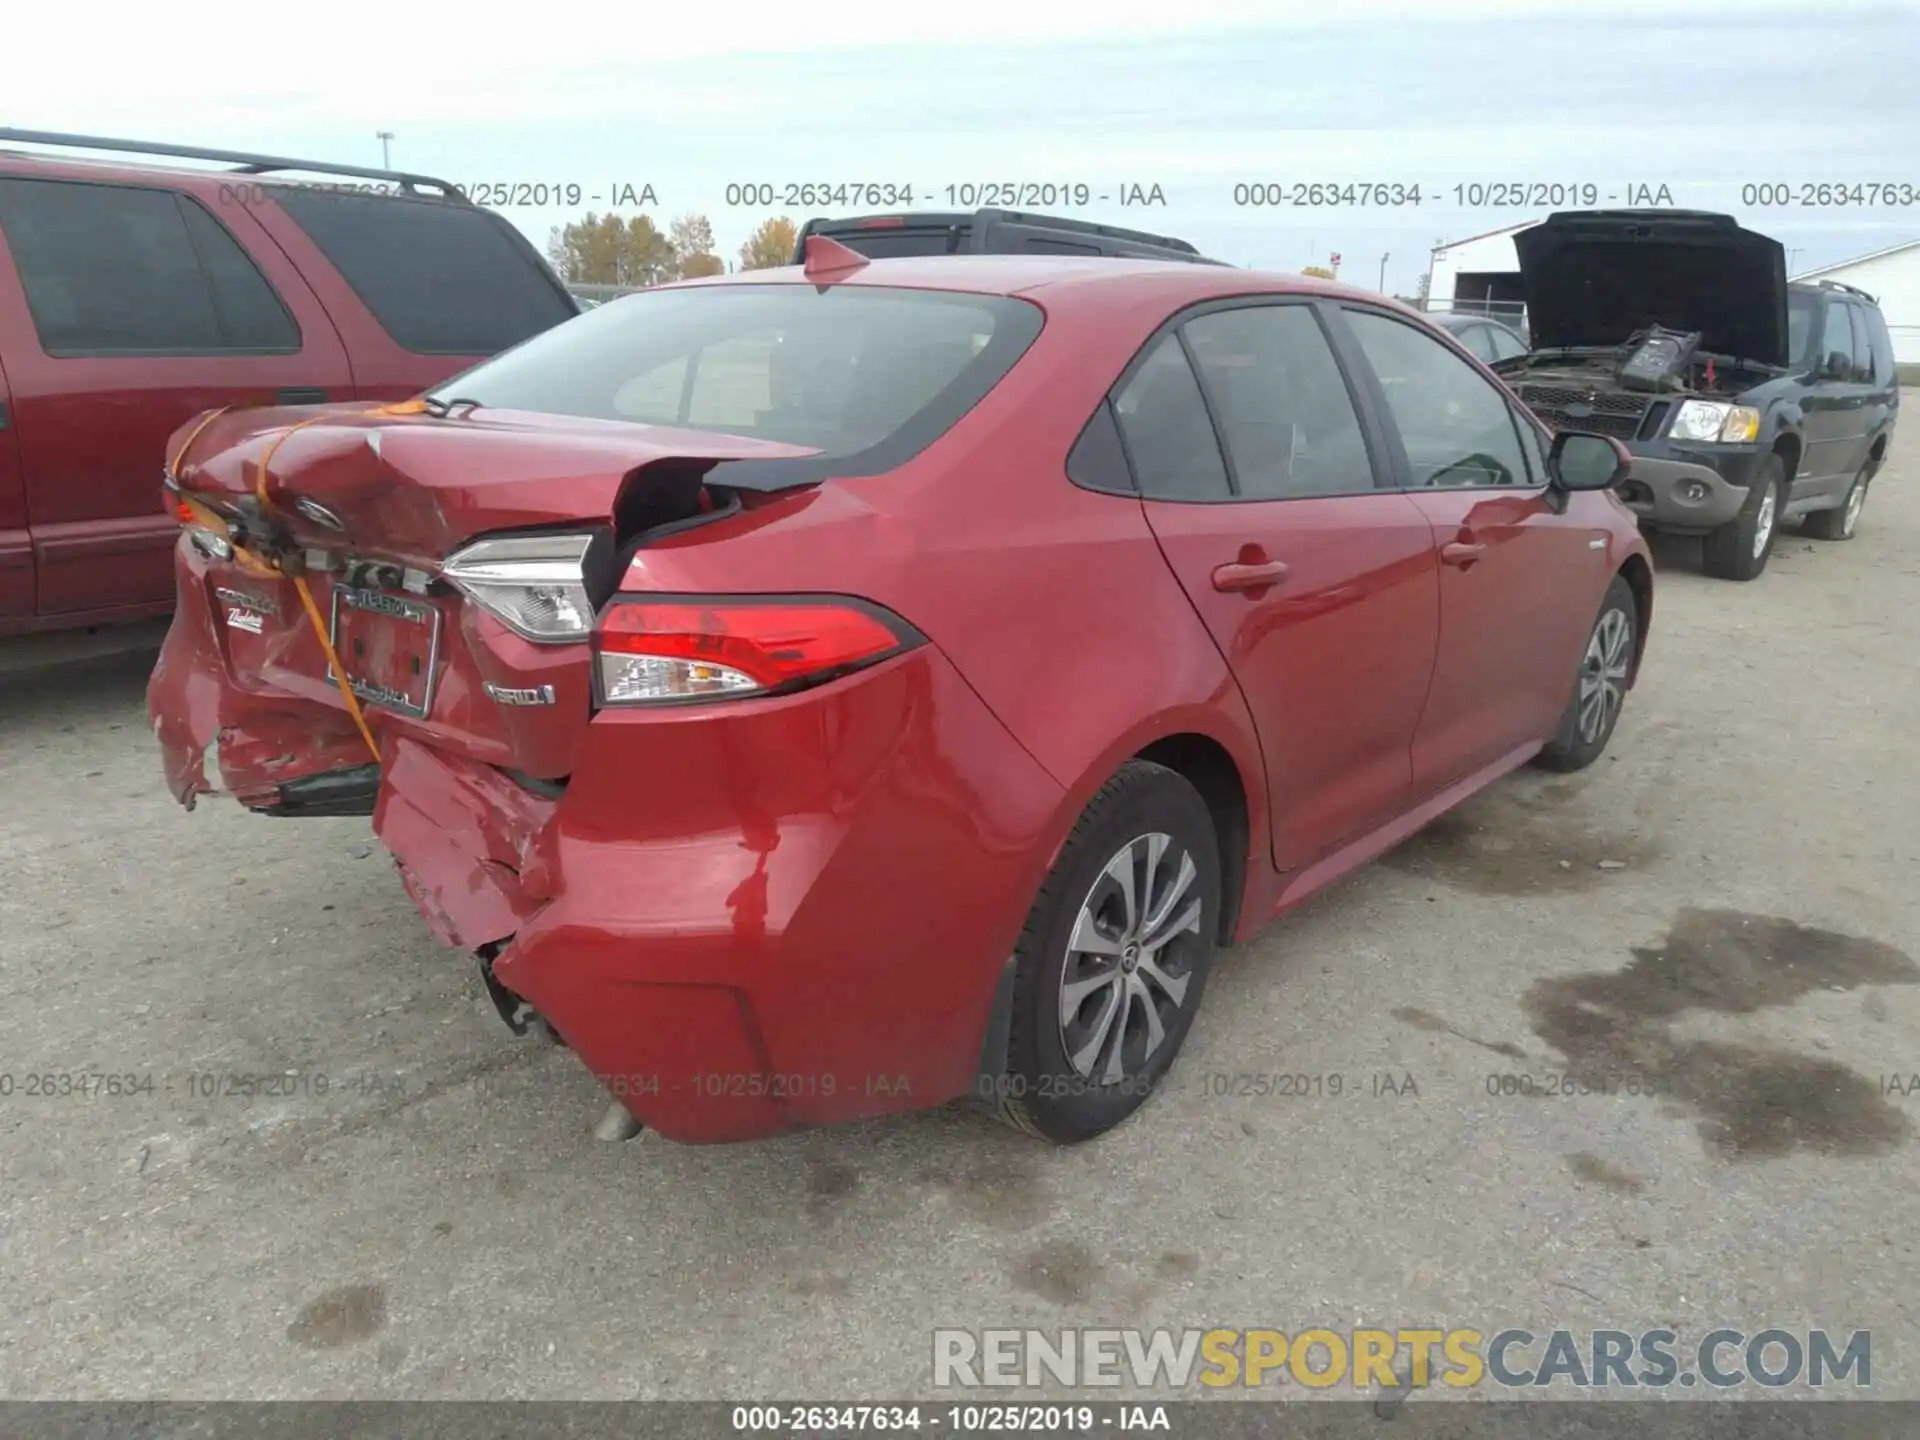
[292,496,348,531]
[214,585,278,633]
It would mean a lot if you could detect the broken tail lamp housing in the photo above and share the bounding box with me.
[594,597,923,707]
[441,533,598,642]
[163,480,235,561]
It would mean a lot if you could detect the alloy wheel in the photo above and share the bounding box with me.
[1058,832,1204,1085]
[1843,475,1868,537]
[1577,608,1633,746]
[1753,481,1777,560]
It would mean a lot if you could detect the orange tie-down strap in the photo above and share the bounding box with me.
[167,398,434,766]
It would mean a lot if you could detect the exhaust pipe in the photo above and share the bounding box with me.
[475,945,642,1141]
[593,1101,644,1142]
[476,944,549,1037]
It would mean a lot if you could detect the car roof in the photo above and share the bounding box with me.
[667,254,1403,308]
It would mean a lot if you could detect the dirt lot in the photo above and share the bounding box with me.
[2,428,1917,1405]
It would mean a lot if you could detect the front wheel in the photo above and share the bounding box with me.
[1701,455,1783,581]
[994,761,1221,1144]
[1535,575,1639,773]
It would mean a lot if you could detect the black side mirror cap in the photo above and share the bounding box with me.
[1549,430,1631,491]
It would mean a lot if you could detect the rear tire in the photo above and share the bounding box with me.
[1535,575,1638,773]
[1802,462,1872,541]
[1702,454,1784,581]
[994,761,1221,1144]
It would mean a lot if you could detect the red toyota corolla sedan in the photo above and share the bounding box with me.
[147,243,1653,1146]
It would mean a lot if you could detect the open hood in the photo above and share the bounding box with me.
[1513,210,1789,367]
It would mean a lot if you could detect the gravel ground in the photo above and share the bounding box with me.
[2,429,1916,1408]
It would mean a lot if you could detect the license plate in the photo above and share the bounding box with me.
[327,585,441,720]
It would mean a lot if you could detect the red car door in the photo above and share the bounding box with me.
[0,175,351,619]
[1334,304,1616,792]
[1120,301,1441,872]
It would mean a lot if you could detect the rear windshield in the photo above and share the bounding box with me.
[428,283,1045,462]
[269,188,576,355]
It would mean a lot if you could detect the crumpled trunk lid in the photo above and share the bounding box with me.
[166,402,818,560]
[149,403,821,808]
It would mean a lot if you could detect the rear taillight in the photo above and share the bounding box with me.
[594,597,920,706]
[442,533,597,642]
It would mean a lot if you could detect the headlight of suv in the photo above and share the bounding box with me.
[1669,401,1761,444]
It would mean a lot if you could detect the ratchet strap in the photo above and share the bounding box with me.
[167,398,435,766]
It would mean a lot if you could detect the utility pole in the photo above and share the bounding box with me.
[376,131,395,169]
[1378,252,1390,293]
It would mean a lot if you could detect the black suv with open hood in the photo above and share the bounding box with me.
[1495,209,1898,580]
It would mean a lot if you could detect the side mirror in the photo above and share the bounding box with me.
[1549,430,1631,491]
[1825,350,1854,380]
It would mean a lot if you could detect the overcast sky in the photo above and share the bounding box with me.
[10,0,1920,292]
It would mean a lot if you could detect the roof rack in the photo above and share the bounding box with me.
[1813,278,1877,303]
[0,127,468,202]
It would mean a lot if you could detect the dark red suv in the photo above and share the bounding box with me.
[0,129,578,635]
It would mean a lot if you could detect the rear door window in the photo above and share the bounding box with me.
[1111,334,1231,501]
[435,282,1043,466]
[269,188,575,354]
[1864,305,1898,387]
[0,177,299,356]
[178,197,302,350]
[1846,304,1876,382]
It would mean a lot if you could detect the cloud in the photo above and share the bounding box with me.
[7,0,1914,288]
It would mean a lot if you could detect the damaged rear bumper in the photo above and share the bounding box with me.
[153,596,1067,1143]
[393,650,1065,1143]
[146,543,388,812]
